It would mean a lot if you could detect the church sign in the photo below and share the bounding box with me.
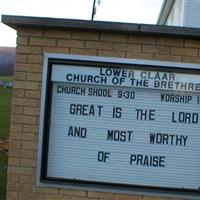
[38,54,200,195]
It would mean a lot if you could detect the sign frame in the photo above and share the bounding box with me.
[37,53,200,199]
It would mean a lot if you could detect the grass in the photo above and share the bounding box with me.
[0,76,13,140]
[0,152,7,200]
[0,76,13,199]
[0,87,12,140]
[0,76,14,82]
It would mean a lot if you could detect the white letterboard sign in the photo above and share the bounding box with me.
[38,54,200,196]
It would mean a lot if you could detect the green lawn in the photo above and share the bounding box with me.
[0,76,14,82]
[0,86,12,139]
[0,76,13,140]
[0,87,12,140]
[0,152,7,200]
[0,76,13,199]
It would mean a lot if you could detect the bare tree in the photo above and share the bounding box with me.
[0,47,16,76]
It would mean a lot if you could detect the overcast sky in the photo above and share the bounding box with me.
[0,0,163,47]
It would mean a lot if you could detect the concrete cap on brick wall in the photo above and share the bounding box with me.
[2,15,200,38]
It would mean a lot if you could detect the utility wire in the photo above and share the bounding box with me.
[91,0,96,20]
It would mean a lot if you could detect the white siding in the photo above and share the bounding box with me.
[166,0,185,26]
[184,0,200,28]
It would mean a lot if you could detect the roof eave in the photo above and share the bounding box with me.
[2,15,200,39]
[157,0,175,25]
